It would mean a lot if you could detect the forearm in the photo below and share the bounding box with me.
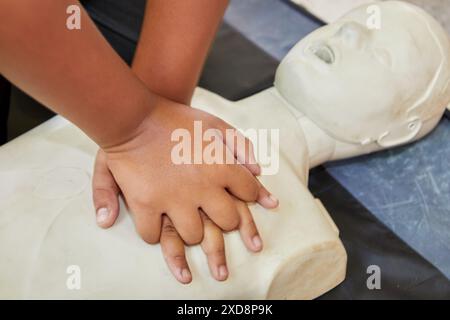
[133,0,229,104]
[0,0,154,148]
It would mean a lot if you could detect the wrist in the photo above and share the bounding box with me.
[98,89,158,152]
[100,93,176,156]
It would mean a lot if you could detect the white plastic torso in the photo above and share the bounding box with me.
[0,88,345,299]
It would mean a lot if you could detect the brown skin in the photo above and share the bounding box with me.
[0,0,278,284]
[133,0,228,105]
[93,0,277,284]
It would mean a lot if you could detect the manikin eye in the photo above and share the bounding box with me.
[337,22,367,48]
[311,45,335,64]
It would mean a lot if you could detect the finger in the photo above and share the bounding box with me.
[201,191,239,232]
[160,215,192,284]
[133,209,163,244]
[221,124,261,175]
[223,163,260,203]
[168,207,203,245]
[256,180,279,209]
[200,212,228,281]
[235,199,263,252]
[92,149,120,228]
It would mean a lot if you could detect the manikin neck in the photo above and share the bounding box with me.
[248,87,379,168]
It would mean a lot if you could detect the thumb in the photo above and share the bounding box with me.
[93,150,121,228]
[93,188,120,228]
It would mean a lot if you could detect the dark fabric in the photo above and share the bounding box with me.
[95,22,138,66]
[309,167,450,299]
[6,88,55,140]
[0,75,11,144]
[82,0,146,65]
[199,24,277,101]
[82,0,146,43]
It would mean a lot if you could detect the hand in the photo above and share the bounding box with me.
[93,149,266,283]
[97,97,278,246]
[160,201,263,284]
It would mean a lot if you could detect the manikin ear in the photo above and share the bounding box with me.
[377,117,422,148]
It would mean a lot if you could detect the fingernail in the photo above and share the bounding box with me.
[269,194,278,205]
[181,268,192,282]
[218,265,228,280]
[252,235,263,251]
[96,208,109,225]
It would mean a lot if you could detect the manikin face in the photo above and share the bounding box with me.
[275,1,450,145]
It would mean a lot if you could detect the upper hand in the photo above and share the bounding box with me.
[99,97,277,246]
[93,149,269,283]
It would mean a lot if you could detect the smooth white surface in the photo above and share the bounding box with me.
[0,1,449,299]
[0,89,346,299]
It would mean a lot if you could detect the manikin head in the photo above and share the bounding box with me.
[275,1,450,152]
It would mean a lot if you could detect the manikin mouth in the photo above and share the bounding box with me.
[310,44,335,64]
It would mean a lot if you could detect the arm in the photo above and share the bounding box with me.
[0,0,150,149]
[132,0,229,105]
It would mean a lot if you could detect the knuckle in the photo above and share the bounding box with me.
[211,247,226,257]
[138,230,158,244]
[162,223,178,236]
[239,181,259,202]
[171,254,186,262]
[205,248,225,258]
[244,218,257,231]
[127,194,158,212]
[221,218,239,232]
[185,233,203,246]
[93,187,114,198]
[135,221,161,245]
[203,239,225,256]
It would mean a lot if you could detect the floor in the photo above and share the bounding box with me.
[224,0,450,278]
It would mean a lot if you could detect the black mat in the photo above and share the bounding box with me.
[2,4,449,299]
[0,76,10,144]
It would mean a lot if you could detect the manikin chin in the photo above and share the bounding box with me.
[0,1,449,299]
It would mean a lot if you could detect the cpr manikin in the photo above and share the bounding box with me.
[0,1,449,299]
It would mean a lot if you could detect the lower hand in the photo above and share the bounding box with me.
[92,149,265,283]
